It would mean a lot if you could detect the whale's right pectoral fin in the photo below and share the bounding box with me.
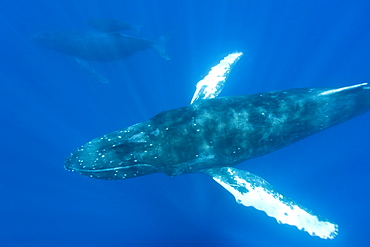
[204,167,338,239]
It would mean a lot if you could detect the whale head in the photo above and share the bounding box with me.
[64,122,160,180]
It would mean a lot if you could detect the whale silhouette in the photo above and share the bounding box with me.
[64,53,369,239]
[33,30,170,83]
[33,31,169,61]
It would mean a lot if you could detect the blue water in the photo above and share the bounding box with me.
[1,0,370,246]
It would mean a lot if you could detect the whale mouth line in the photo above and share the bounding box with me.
[66,163,155,173]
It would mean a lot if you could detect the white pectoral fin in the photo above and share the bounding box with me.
[190,52,243,104]
[205,167,338,239]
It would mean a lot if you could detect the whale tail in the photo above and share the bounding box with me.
[152,34,171,60]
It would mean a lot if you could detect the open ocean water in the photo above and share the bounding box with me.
[1,0,370,246]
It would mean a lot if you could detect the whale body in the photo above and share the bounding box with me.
[33,31,169,61]
[65,83,370,180]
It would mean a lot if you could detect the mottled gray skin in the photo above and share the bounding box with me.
[65,84,370,180]
[33,31,168,61]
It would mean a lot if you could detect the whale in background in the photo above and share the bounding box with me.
[33,31,169,61]
[33,30,170,83]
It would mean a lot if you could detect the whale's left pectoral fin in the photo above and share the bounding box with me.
[190,52,243,104]
[205,167,338,239]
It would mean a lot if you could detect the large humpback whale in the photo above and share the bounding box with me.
[33,30,169,83]
[65,53,369,239]
[33,31,169,61]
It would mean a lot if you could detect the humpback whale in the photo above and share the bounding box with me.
[86,18,141,34]
[33,30,169,83]
[33,31,169,61]
[65,53,369,239]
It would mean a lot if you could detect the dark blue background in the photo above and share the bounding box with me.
[1,0,370,246]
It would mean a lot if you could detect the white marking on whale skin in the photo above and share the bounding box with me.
[73,164,155,173]
[150,129,160,136]
[128,132,147,142]
[319,82,367,95]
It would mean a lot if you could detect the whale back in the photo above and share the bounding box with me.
[64,84,370,179]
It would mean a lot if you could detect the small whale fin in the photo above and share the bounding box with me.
[75,57,109,83]
[205,167,338,239]
[152,34,171,60]
[132,25,142,35]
